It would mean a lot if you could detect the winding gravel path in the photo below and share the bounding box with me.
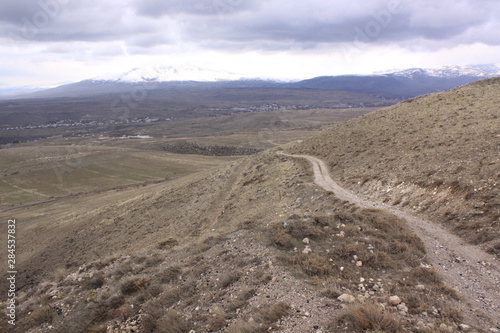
[280,152,500,331]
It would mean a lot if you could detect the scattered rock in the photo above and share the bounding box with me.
[439,323,453,332]
[416,320,426,331]
[388,295,401,306]
[459,324,471,332]
[302,246,312,254]
[397,303,408,314]
[416,284,426,291]
[338,294,356,303]
[356,261,363,267]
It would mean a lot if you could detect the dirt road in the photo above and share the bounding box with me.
[280,152,500,331]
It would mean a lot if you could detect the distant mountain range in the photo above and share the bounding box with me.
[92,65,244,83]
[2,64,499,99]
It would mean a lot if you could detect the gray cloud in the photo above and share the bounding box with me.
[1,0,499,52]
[132,0,259,17]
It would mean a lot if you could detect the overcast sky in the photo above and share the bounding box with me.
[1,0,499,87]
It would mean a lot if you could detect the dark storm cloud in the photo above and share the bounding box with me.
[1,0,499,50]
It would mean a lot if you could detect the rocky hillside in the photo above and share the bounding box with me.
[0,148,473,332]
[289,78,500,255]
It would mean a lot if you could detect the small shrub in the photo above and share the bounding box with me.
[110,263,132,278]
[157,287,182,307]
[120,276,150,295]
[102,294,124,309]
[294,254,333,276]
[86,324,107,333]
[269,225,294,248]
[231,320,264,333]
[250,302,291,328]
[158,238,179,249]
[83,273,104,290]
[321,289,342,299]
[334,242,364,259]
[363,251,396,269]
[140,314,158,333]
[208,307,228,331]
[289,218,325,240]
[146,283,163,298]
[158,266,182,284]
[403,293,429,314]
[434,285,460,300]
[156,311,190,333]
[27,306,54,326]
[218,271,241,289]
[335,303,403,333]
[411,267,442,285]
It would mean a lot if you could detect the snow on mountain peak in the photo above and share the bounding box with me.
[93,65,243,83]
[390,65,500,79]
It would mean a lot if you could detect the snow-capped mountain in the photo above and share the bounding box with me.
[6,64,500,100]
[92,65,243,83]
[388,65,500,79]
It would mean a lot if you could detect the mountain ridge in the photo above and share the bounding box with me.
[2,64,499,99]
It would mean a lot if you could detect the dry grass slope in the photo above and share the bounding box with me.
[1,148,470,332]
[290,77,500,254]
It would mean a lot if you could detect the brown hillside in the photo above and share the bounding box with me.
[1,148,473,332]
[289,77,500,254]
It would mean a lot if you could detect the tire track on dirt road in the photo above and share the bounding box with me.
[279,152,500,332]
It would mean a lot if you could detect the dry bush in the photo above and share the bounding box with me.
[335,303,403,333]
[101,293,124,309]
[402,293,430,314]
[146,283,163,298]
[120,276,150,295]
[410,267,442,285]
[289,218,326,240]
[441,307,464,323]
[434,285,460,300]
[53,267,68,282]
[294,253,333,277]
[83,273,104,290]
[208,307,229,331]
[238,287,256,301]
[156,286,182,308]
[218,271,242,289]
[321,288,342,299]
[140,313,158,333]
[363,251,396,270]
[110,262,132,278]
[269,224,294,248]
[252,302,291,327]
[334,242,364,259]
[361,209,404,235]
[155,311,191,333]
[388,240,409,254]
[157,266,182,284]
[86,324,107,333]
[158,238,179,249]
[231,320,264,333]
[27,305,54,327]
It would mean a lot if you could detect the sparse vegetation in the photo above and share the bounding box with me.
[5,79,497,332]
[333,303,403,333]
[290,78,500,252]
